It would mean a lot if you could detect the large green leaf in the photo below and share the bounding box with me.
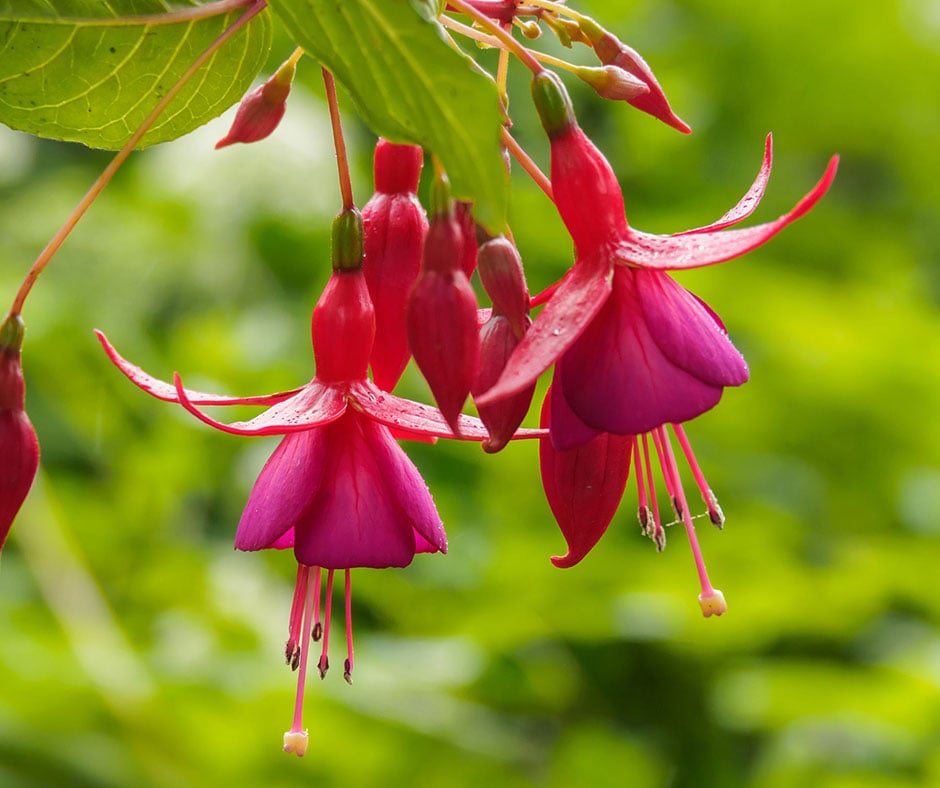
[0,1,271,149]
[268,0,507,233]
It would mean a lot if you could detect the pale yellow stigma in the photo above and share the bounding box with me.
[698,589,727,618]
[283,730,309,757]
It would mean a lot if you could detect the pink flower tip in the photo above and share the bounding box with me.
[698,589,727,618]
[215,57,296,149]
[283,730,309,757]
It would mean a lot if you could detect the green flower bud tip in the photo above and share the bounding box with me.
[0,313,25,354]
[430,169,453,219]
[530,71,576,139]
[331,208,364,271]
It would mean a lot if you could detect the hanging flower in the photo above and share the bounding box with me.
[97,208,541,753]
[478,71,839,445]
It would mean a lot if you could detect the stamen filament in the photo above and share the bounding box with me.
[283,563,317,757]
[311,569,323,642]
[343,569,354,684]
[501,129,554,200]
[672,424,725,527]
[286,564,309,669]
[656,428,727,617]
[318,570,335,678]
[640,434,665,550]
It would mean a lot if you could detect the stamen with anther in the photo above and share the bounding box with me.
[673,424,725,527]
[656,426,727,617]
[283,564,317,757]
[285,564,309,670]
[311,569,323,642]
[343,569,354,684]
[318,570,334,679]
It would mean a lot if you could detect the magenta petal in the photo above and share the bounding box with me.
[235,431,325,551]
[549,369,603,451]
[476,251,614,406]
[680,134,773,234]
[618,155,839,270]
[634,270,748,387]
[96,330,301,406]
[559,269,726,435]
[293,414,445,569]
[175,374,346,436]
[539,388,634,569]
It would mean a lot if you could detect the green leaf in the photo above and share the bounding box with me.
[0,1,271,149]
[268,0,507,233]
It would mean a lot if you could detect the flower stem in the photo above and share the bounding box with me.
[7,0,269,318]
[501,129,553,201]
[322,68,355,211]
[446,0,543,74]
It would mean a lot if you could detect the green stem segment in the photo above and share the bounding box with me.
[331,208,365,272]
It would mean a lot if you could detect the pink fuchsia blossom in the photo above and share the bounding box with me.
[1,313,39,553]
[478,71,839,445]
[96,207,525,756]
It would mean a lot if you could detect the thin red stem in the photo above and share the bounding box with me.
[501,129,554,200]
[8,0,269,318]
[322,68,354,210]
[318,570,335,678]
[343,569,354,684]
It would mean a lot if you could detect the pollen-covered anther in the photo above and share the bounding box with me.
[318,655,329,680]
[283,730,309,758]
[343,658,353,685]
[311,622,323,642]
[707,489,725,528]
[698,589,727,618]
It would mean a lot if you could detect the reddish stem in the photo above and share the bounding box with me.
[322,68,354,210]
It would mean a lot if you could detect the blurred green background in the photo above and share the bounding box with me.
[2,1,939,786]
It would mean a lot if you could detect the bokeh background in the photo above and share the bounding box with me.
[2,1,939,785]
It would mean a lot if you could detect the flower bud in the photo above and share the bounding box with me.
[472,236,535,451]
[215,55,297,149]
[578,17,690,134]
[1,314,40,553]
[407,203,480,435]
[574,65,650,103]
[363,141,428,390]
[539,385,633,568]
[454,201,479,279]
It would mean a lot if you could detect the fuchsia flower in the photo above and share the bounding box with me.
[1,313,39,553]
[480,71,839,446]
[478,72,838,612]
[96,208,512,756]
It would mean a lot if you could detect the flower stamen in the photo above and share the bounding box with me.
[311,569,323,642]
[318,570,334,679]
[283,564,318,757]
[673,423,725,527]
[343,569,354,684]
[285,564,309,670]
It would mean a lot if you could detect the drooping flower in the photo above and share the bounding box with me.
[479,71,839,445]
[362,139,428,390]
[97,208,540,753]
[1,313,40,553]
[478,72,837,612]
